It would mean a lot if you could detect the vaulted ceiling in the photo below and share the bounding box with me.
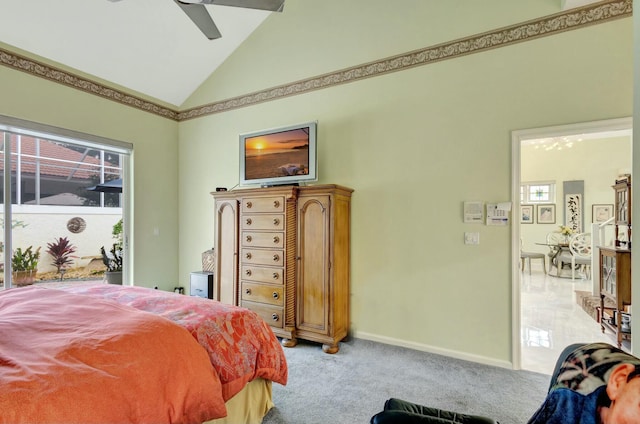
[0,0,600,109]
[0,1,274,107]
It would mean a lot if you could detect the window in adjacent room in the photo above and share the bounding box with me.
[521,181,555,204]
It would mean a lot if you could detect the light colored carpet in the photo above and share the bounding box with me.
[262,338,549,424]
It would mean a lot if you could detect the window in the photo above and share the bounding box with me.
[0,132,123,208]
[0,114,133,289]
[521,181,555,204]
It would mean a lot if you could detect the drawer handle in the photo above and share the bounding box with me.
[246,201,252,209]
[273,218,280,226]
[272,292,279,299]
[273,272,279,280]
[273,236,280,244]
[245,269,252,276]
[246,235,253,243]
[246,252,252,259]
[273,200,280,208]
[246,218,252,226]
[245,288,252,295]
[271,313,280,322]
[273,254,280,262]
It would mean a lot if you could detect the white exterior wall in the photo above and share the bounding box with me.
[8,206,122,273]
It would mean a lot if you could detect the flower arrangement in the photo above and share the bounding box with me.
[559,225,574,236]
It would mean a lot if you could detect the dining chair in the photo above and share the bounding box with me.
[520,239,546,275]
[545,232,564,276]
[568,232,592,280]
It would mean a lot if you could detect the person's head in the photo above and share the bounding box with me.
[600,363,640,424]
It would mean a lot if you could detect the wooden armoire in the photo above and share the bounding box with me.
[212,184,353,353]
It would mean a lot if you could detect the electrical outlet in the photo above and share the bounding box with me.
[464,232,480,245]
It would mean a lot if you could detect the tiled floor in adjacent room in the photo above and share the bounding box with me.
[520,263,630,375]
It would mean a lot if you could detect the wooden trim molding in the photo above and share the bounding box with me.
[0,0,631,122]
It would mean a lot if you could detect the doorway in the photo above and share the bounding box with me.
[511,117,632,373]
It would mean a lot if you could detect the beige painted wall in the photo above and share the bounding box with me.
[179,1,633,364]
[0,57,180,289]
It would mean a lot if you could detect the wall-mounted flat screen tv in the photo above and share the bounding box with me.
[239,121,317,187]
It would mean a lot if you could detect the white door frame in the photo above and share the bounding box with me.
[510,116,632,370]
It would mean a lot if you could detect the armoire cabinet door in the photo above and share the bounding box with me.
[214,198,239,305]
[296,194,331,335]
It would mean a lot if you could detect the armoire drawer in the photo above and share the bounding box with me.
[242,214,284,230]
[242,301,284,329]
[242,231,284,248]
[241,248,284,266]
[241,282,284,306]
[241,196,285,213]
[241,265,283,283]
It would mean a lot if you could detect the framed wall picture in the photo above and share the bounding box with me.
[592,204,613,223]
[537,204,556,224]
[565,193,582,233]
[521,204,534,224]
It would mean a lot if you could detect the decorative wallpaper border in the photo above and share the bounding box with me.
[0,49,179,121]
[0,0,631,122]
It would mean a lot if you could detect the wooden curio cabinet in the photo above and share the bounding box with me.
[599,247,631,348]
[613,174,631,247]
[599,174,632,348]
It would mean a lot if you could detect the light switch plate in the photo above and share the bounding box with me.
[464,232,480,245]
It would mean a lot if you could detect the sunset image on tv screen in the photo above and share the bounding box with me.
[244,128,310,180]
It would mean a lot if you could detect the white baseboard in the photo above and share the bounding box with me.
[353,331,514,370]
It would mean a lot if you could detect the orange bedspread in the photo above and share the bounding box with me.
[40,282,288,401]
[0,287,228,424]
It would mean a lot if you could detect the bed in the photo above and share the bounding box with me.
[0,283,288,424]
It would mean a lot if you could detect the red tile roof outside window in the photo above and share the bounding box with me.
[0,135,119,180]
[0,133,121,207]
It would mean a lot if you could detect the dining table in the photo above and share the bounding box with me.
[535,242,574,278]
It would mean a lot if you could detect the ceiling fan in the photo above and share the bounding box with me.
[175,0,284,39]
[109,0,284,40]
[174,0,284,40]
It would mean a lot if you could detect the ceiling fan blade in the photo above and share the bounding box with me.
[175,1,222,39]
[179,0,285,12]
